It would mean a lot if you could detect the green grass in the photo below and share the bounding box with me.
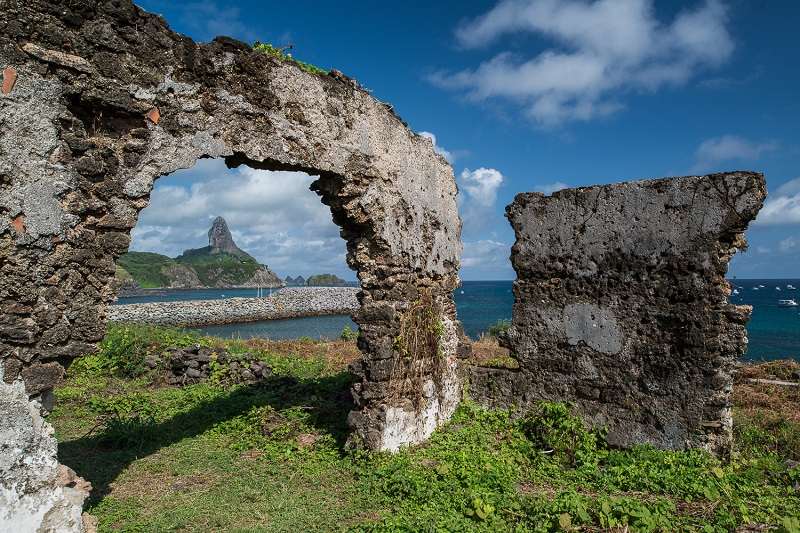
[253,42,328,76]
[116,251,176,288]
[51,325,800,532]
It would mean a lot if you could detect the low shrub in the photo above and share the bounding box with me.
[487,319,511,337]
[340,325,359,341]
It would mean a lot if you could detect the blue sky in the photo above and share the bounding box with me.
[131,0,800,280]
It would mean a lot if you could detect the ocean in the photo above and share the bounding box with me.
[115,279,800,361]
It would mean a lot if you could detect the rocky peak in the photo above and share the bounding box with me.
[208,216,245,256]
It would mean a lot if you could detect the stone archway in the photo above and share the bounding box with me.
[0,1,467,528]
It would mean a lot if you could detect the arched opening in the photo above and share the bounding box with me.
[114,157,359,340]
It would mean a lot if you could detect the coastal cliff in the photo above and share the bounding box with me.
[117,217,283,290]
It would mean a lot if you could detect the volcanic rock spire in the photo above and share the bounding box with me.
[208,216,246,256]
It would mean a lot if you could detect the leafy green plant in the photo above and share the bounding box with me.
[487,319,511,337]
[340,325,359,341]
[522,402,604,467]
[88,394,158,449]
[253,42,328,76]
[94,323,206,378]
[464,496,495,521]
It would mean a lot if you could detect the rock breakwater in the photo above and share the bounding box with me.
[108,287,359,327]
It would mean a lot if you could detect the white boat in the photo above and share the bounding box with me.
[759,284,765,288]
[753,287,759,291]
[732,289,740,295]
[788,285,796,290]
[778,299,798,307]
[776,287,781,291]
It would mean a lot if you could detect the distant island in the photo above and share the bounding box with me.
[116,217,283,291]
[284,274,350,287]
[306,274,349,287]
[284,275,306,286]
[116,217,357,294]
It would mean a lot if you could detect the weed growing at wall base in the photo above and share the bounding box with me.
[50,326,800,532]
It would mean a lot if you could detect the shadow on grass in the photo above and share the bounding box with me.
[57,372,354,504]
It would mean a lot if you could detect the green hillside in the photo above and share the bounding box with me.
[174,247,261,287]
[116,217,283,290]
[116,252,175,288]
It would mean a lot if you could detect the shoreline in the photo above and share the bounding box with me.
[108,287,359,327]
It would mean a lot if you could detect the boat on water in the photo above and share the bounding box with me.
[732,289,740,295]
[788,284,797,290]
[759,284,766,288]
[776,287,782,291]
[778,299,798,307]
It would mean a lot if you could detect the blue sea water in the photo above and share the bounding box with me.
[115,279,800,361]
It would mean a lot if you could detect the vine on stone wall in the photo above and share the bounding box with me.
[389,289,448,412]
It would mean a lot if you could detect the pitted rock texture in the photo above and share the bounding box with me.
[157,345,273,386]
[0,368,91,532]
[0,1,466,527]
[469,172,766,456]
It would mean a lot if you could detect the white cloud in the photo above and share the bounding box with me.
[534,181,569,195]
[130,159,353,279]
[756,195,800,226]
[419,131,455,163]
[461,240,512,270]
[432,0,734,125]
[753,177,800,227]
[775,177,800,197]
[460,167,504,207]
[779,236,798,253]
[693,135,777,171]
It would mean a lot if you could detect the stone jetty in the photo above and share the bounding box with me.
[108,287,359,327]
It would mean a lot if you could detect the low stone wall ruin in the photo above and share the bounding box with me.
[469,172,766,457]
[109,287,359,327]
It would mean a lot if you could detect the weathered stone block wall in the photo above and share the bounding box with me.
[470,172,766,456]
[0,1,467,527]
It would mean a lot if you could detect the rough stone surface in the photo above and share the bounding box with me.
[109,287,359,326]
[158,344,273,385]
[0,366,91,532]
[0,1,466,529]
[469,172,766,456]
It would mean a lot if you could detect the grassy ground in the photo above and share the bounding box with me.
[50,325,800,532]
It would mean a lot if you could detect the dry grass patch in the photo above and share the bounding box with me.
[470,335,519,369]
[238,338,361,370]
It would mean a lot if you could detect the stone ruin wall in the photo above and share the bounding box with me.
[470,172,766,456]
[0,1,467,528]
[0,1,771,530]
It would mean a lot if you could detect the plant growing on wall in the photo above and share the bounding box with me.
[389,289,448,411]
[252,42,328,76]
